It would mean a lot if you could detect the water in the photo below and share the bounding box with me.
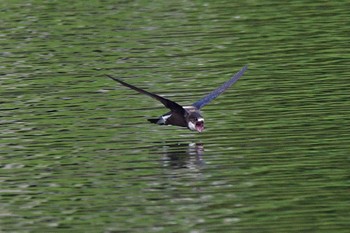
[1,0,349,232]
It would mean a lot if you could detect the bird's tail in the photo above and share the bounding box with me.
[148,118,160,124]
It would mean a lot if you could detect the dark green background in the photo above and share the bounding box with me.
[1,0,349,232]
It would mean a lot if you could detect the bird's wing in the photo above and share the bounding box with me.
[107,75,185,114]
[192,65,248,109]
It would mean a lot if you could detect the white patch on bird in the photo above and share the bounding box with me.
[188,121,196,131]
[158,114,171,124]
[184,106,198,112]
[188,118,204,131]
[197,118,204,122]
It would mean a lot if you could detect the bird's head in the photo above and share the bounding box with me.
[187,112,204,132]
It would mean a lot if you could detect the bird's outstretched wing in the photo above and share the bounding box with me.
[107,75,185,114]
[192,65,248,109]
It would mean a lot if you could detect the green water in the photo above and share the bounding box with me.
[1,0,349,232]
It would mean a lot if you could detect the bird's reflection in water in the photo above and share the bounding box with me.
[161,142,204,169]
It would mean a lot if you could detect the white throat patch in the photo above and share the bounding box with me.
[188,121,196,131]
[188,118,204,131]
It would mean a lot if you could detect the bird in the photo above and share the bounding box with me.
[106,65,247,132]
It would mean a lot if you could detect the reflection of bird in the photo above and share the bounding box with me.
[107,65,247,132]
[162,143,205,169]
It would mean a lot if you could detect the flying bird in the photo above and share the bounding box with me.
[107,65,247,132]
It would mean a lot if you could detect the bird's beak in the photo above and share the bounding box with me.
[195,121,204,132]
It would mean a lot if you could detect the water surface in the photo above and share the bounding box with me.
[1,0,349,232]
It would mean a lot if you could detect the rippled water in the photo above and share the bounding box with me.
[1,0,349,232]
